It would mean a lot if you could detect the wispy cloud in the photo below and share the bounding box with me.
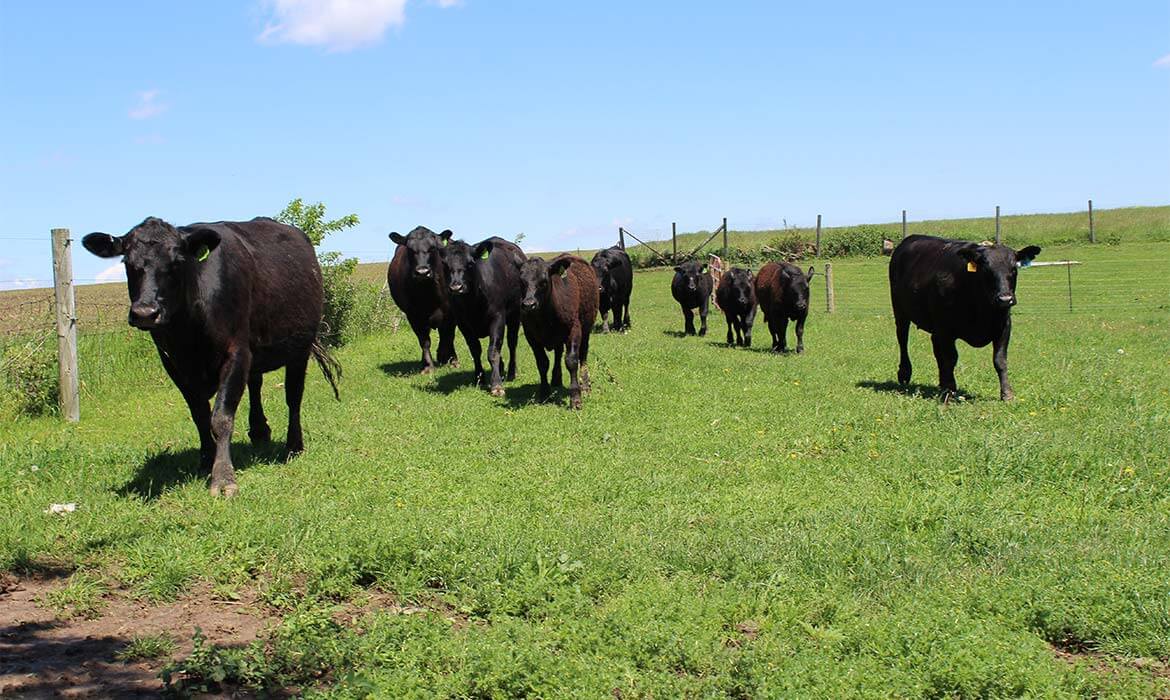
[257,0,461,51]
[1155,53,1170,68]
[96,263,125,284]
[128,90,168,120]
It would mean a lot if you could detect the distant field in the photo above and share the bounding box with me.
[1,234,1168,695]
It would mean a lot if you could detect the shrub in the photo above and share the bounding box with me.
[820,224,885,257]
[0,335,58,417]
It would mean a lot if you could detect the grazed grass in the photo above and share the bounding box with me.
[116,632,178,662]
[1,240,1168,696]
[40,570,109,620]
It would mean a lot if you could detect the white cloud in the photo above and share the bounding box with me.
[1155,53,1170,68]
[128,90,168,120]
[257,0,461,51]
[96,262,125,284]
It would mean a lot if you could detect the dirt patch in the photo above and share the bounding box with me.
[0,574,272,698]
[334,589,474,632]
[1051,643,1170,690]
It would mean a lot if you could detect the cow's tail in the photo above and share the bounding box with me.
[310,339,342,400]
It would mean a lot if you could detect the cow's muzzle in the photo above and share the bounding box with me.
[521,299,537,311]
[414,266,432,278]
[997,293,1016,308]
[129,303,162,329]
[449,282,466,294]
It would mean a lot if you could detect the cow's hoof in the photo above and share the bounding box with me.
[897,371,911,385]
[249,428,272,445]
[210,481,239,499]
[699,329,707,337]
[1001,390,1015,402]
[490,386,505,398]
[421,366,435,376]
[569,396,583,410]
[795,347,804,354]
[448,359,460,369]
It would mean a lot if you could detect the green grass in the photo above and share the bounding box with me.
[116,632,178,662]
[2,240,1169,696]
[40,570,109,619]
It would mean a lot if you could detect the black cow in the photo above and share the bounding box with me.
[388,226,458,374]
[518,255,599,409]
[889,235,1041,401]
[755,261,815,353]
[670,261,712,336]
[441,236,527,396]
[715,267,757,347]
[590,246,633,332]
[82,217,340,497]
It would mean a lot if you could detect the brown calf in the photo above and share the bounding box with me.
[518,254,599,409]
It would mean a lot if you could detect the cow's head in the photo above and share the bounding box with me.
[82,217,219,329]
[957,244,1042,309]
[725,267,754,307]
[389,226,452,281]
[441,238,489,297]
[673,261,708,292]
[783,265,816,312]
[519,257,572,314]
[591,250,622,295]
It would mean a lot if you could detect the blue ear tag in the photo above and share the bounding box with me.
[1019,259,1032,268]
[196,245,210,262]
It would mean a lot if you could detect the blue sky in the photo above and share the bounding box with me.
[1,1,1167,288]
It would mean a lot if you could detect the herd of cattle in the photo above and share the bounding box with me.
[80,217,1041,496]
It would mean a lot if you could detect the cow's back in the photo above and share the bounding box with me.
[564,257,599,330]
[176,217,323,372]
[890,235,983,337]
[755,262,782,319]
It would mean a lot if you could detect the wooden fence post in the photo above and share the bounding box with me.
[672,222,677,261]
[618,227,625,250]
[815,214,822,257]
[995,205,1001,245]
[51,228,79,422]
[824,263,835,314]
[1088,199,1095,243]
[902,209,907,239]
[722,217,728,258]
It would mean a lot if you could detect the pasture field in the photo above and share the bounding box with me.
[1,239,1169,696]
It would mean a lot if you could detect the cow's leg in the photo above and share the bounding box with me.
[599,304,610,333]
[698,297,709,336]
[932,334,959,400]
[743,306,756,348]
[413,322,435,375]
[552,345,564,388]
[579,331,591,393]
[565,328,583,409]
[209,348,250,498]
[179,387,215,471]
[284,350,309,457]
[777,317,790,353]
[463,330,484,387]
[993,319,1014,401]
[794,313,806,354]
[437,319,459,368]
[505,317,520,381]
[487,316,507,397]
[247,373,271,444]
[683,306,696,335]
[621,297,631,330]
[725,310,736,346]
[895,314,912,385]
[532,344,551,401]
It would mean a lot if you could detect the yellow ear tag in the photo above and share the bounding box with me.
[560,268,569,279]
[196,245,210,262]
[966,261,977,273]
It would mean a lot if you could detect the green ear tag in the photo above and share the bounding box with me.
[560,268,568,279]
[196,245,210,262]
[479,249,490,260]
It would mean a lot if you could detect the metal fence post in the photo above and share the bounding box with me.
[618,227,625,250]
[824,263,835,314]
[1088,199,1095,244]
[51,228,80,422]
[722,217,728,258]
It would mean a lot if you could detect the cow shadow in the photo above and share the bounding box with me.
[117,442,283,501]
[418,370,480,395]
[379,360,423,377]
[499,383,567,409]
[855,379,981,402]
[661,330,695,339]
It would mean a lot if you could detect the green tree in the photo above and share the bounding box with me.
[275,198,361,347]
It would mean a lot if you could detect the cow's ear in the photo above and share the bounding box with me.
[700,264,708,274]
[81,232,124,258]
[673,265,684,273]
[472,239,494,261]
[806,266,817,280]
[183,228,221,261]
[439,229,453,246]
[956,246,981,262]
[607,256,624,269]
[389,232,406,245]
[549,258,572,279]
[1017,245,1041,266]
